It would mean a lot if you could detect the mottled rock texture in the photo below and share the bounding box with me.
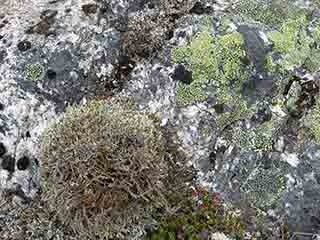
[1,0,320,239]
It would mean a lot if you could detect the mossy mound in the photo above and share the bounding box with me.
[40,98,169,239]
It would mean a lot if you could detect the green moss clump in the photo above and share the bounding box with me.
[146,188,246,240]
[172,30,249,106]
[305,97,320,143]
[24,63,44,81]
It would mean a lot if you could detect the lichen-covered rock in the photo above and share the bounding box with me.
[1,0,320,239]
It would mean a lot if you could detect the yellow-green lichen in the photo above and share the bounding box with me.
[199,15,214,32]
[267,15,309,52]
[172,30,249,106]
[234,0,307,27]
[216,97,252,128]
[266,15,320,72]
[305,97,320,143]
[24,63,44,81]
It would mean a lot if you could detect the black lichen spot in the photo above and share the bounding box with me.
[118,55,135,76]
[25,131,31,138]
[0,50,6,63]
[213,104,225,114]
[65,8,72,13]
[82,4,98,15]
[17,40,32,52]
[34,158,39,166]
[47,69,57,79]
[0,142,6,157]
[1,155,15,173]
[0,102,4,111]
[148,2,155,9]
[209,151,216,168]
[165,30,174,40]
[40,10,58,20]
[189,2,212,14]
[172,64,193,84]
[17,156,30,170]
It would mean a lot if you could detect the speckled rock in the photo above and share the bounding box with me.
[1,0,320,239]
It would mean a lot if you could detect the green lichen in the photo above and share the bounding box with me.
[266,15,320,73]
[24,63,44,81]
[234,0,307,27]
[199,15,214,32]
[305,97,320,143]
[172,30,249,106]
[232,121,274,152]
[216,97,252,128]
[312,21,320,42]
[175,81,208,107]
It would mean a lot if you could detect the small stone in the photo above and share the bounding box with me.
[1,155,15,172]
[17,40,31,52]
[172,64,193,84]
[17,156,30,170]
[0,142,6,157]
[82,4,98,15]
[47,69,57,79]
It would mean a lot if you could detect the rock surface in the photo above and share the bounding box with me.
[1,0,320,239]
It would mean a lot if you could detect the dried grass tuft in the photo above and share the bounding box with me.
[40,98,169,239]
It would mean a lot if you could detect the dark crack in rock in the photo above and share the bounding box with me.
[0,142,6,157]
